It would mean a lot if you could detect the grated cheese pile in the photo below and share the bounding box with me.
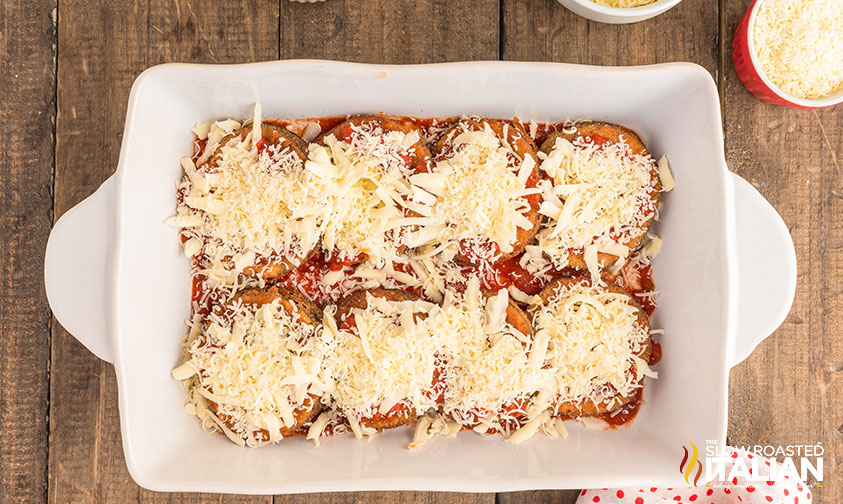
[537,135,658,284]
[171,300,327,447]
[532,281,656,413]
[753,0,843,100]
[319,294,438,429]
[168,109,431,287]
[405,253,478,303]
[407,122,538,261]
[168,120,325,288]
[432,278,548,435]
[304,124,424,264]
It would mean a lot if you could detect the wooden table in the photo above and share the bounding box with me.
[1,0,840,502]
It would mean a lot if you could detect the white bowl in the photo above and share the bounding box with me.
[44,60,796,494]
[556,0,683,24]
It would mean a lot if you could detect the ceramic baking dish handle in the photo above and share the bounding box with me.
[44,176,115,363]
[729,173,796,367]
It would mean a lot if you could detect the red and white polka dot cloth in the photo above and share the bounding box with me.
[575,448,814,504]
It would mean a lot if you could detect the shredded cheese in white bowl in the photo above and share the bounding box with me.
[588,0,656,7]
[556,0,682,24]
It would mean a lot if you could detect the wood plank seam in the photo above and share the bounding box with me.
[0,1,57,502]
[45,1,58,500]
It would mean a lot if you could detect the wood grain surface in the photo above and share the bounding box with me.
[723,2,842,503]
[0,1,56,503]
[501,0,718,69]
[50,1,277,503]
[0,0,835,502]
[280,0,499,63]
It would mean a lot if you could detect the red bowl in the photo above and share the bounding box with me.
[732,0,843,109]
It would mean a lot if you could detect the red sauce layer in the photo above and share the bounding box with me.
[597,388,644,428]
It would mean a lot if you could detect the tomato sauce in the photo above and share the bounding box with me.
[267,115,453,149]
[615,260,657,317]
[649,341,662,365]
[483,254,545,294]
[338,313,356,332]
[266,117,346,138]
[583,133,610,149]
[278,251,347,308]
[360,402,412,424]
[445,251,578,296]
[192,137,207,160]
[255,137,270,155]
[403,116,455,132]
[456,396,532,434]
[392,261,425,298]
[191,274,211,316]
[596,388,644,427]
[425,362,446,404]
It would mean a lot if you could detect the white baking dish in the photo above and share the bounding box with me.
[44,60,796,494]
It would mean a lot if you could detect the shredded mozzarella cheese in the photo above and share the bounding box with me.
[171,110,671,448]
[175,299,325,445]
[430,278,549,435]
[169,109,432,286]
[537,135,658,282]
[321,293,439,420]
[532,281,655,411]
[304,124,423,264]
[753,0,843,100]
[409,122,538,261]
[168,108,323,288]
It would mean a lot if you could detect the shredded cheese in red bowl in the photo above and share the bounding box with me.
[733,0,843,108]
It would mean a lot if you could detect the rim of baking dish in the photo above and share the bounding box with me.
[746,0,843,108]
[108,60,734,493]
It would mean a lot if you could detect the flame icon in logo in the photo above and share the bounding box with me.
[680,441,703,486]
